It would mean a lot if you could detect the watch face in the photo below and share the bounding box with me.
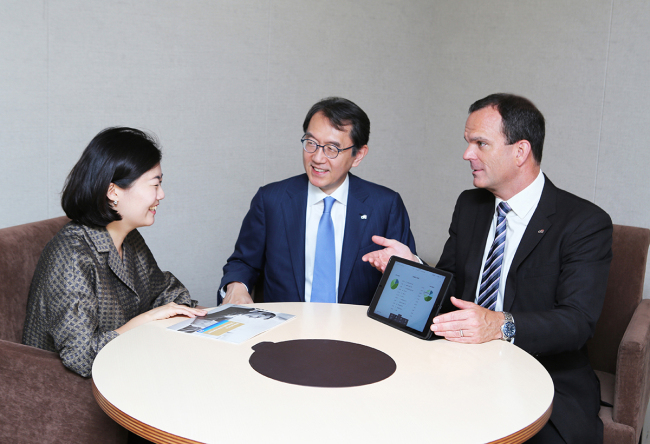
[503,322,516,338]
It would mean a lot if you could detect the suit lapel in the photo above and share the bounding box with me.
[503,177,557,311]
[83,225,139,312]
[338,175,372,301]
[281,177,308,301]
[462,194,495,301]
[107,248,137,294]
[84,225,137,295]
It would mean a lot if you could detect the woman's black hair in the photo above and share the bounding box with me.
[61,127,162,227]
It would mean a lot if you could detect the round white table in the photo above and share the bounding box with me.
[92,303,553,444]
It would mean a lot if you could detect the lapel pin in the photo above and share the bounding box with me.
[538,229,545,234]
[361,215,367,220]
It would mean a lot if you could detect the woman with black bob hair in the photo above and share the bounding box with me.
[23,127,206,377]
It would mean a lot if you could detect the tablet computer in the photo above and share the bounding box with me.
[367,256,453,340]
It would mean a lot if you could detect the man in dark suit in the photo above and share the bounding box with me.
[363,93,612,443]
[219,97,416,305]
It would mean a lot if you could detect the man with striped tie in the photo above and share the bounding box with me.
[363,93,612,444]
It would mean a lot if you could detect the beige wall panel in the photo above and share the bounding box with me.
[410,1,613,264]
[0,1,49,226]
[261,1,437,265]
[36,1,270,304]
[1,0,649,305]
[596,0,650,297]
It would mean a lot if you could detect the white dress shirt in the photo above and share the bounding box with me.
[304,175,349,302]
[474,170,545,311]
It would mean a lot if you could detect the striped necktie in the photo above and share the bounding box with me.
[311,196,336,303]
[477,201,512,310]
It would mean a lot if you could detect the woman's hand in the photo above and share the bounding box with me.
[116,302,207,334]
[145,302,207,322]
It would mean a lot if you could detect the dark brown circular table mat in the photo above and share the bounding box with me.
[249,339,396,387]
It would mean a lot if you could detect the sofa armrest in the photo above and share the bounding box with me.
[0,340,127,444]
[613,299,650,434]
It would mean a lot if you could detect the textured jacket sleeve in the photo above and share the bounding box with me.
[24,236,119,378]
[23,226,195,378]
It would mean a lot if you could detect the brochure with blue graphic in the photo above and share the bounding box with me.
[168,304,295,344]
[367,257,452,340]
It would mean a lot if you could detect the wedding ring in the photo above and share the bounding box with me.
[460,329,464,337]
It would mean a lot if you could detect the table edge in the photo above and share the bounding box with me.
[487,402,552,444]
[93,379,552,444]
[93,380,203,444]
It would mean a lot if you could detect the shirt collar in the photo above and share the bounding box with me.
[496,170,545,219]
[81,224,115,253]
[307,174,350,207]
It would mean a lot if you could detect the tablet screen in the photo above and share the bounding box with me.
[367,256,452,339]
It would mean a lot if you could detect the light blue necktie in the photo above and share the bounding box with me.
[477,201,512,310]
[311,196,336,303]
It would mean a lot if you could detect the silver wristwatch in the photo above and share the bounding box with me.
[501,312,516,342]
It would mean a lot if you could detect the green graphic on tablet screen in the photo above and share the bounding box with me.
[390,279,399,289]
[424,290,434,301]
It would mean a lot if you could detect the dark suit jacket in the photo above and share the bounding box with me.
[219,173,417,305]
[436,176,612,444]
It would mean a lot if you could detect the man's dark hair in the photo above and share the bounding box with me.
[302,97,370,156]
[61,127,162,227]
[469,93,545,164]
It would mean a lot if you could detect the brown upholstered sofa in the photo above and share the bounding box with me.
[589,224,650,443]
[0,216,128,444]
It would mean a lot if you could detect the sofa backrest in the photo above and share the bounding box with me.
[588,224,650,374]
[0,216,70,343]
